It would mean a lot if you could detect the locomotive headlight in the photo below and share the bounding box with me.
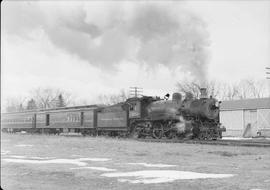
[215,101,219,108]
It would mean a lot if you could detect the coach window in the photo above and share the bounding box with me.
[46,114,50,126]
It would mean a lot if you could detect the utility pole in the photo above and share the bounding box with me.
[129,87,143,97]
[266,67,270,79]
[266,67,270,97]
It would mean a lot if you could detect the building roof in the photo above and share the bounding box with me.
[220,98,270,111]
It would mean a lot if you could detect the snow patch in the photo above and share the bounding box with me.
[70,166,116,172]
[29,156,55,160]
[127,163,176,168]
[222,137,256,140]
[77,158,111,162]
[3,158,88,166]
[102,170,234,184]
[8,155,55,160]
[223,137,270,141]
[15,144,33,147]
[3,157,110,166]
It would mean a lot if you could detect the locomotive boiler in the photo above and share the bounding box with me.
[146,92,182,121]
[181,88,220,120]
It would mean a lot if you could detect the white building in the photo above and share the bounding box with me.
[220,98,270,137]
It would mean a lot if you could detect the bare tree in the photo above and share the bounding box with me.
[205,80,221,98]
[228,79,268,100]
[55,94,66,108]
[31,88,73,109]
[3,97,27,112]
[219,79,268,100]
[241,79,267,98]
[220,83,239,100]
[176,81,200,99]
[26,99,37,110]
[98,89,129,105]
[2,88,74,112]
[176,80,221,99]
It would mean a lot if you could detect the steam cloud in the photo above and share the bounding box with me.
[3,2,210,82]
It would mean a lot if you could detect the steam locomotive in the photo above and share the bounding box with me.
[1,88,225,140]
[127,88,225,140]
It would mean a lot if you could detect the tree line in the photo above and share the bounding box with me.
[2,88,129,113]
[4,88,72,112]
[176,79,269,100]
[2,79,269,113]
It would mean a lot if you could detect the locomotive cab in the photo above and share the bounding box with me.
[127,97,141,118]
[126,96,158,119]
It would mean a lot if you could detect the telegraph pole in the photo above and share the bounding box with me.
[266,67,270,79]
[129,87,143,97]
[266,67,270,97]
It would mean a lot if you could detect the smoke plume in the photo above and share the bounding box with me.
[3,2,210,82]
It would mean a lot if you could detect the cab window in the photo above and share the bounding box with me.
[130,103,137,111]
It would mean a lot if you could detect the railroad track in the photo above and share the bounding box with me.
[136,138,270,147]
[4,132,270,147]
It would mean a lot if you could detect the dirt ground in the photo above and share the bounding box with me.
[1,133,270,190]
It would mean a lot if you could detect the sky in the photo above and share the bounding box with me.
[1,0,270,104]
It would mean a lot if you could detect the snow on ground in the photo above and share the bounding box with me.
[70,166,117,172]
[29,156,56,160]
[2,157,111,166]
[3,158,89,166]
[102,170,235,184]
[15,144,33,147]
[77,158,111,162]
[2,155,234,184]
[127,162,177,168]
[222,137,252,140]
[222,137,270,140]
[8,155,56,160]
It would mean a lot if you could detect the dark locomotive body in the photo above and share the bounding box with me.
[1,89,225,140]
[126,88,224,140]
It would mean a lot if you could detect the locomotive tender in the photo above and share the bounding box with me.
[1,88,225,140]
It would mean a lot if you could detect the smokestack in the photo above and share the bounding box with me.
[200,88,207,99]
